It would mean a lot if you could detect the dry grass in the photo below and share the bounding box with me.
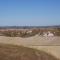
[29,46,60,59]
[0,43,59,60]
[0,36,60,59]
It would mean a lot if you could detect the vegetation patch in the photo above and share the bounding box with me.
[0,28,60,37]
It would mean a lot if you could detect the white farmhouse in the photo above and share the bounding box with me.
[47,31,54,37]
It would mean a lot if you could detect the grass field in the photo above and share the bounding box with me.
[0,36,60,60]
[0,43,59,60]
[29,46,60,59]
[0,36,60,46]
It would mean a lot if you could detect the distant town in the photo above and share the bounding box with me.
[0,25,60,37]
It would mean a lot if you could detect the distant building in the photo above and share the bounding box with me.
[47,31,54,37]
[43,31,54,37]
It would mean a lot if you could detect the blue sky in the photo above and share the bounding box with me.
[0,0,60,26]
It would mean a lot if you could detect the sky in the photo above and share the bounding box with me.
[0,0,60,26]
